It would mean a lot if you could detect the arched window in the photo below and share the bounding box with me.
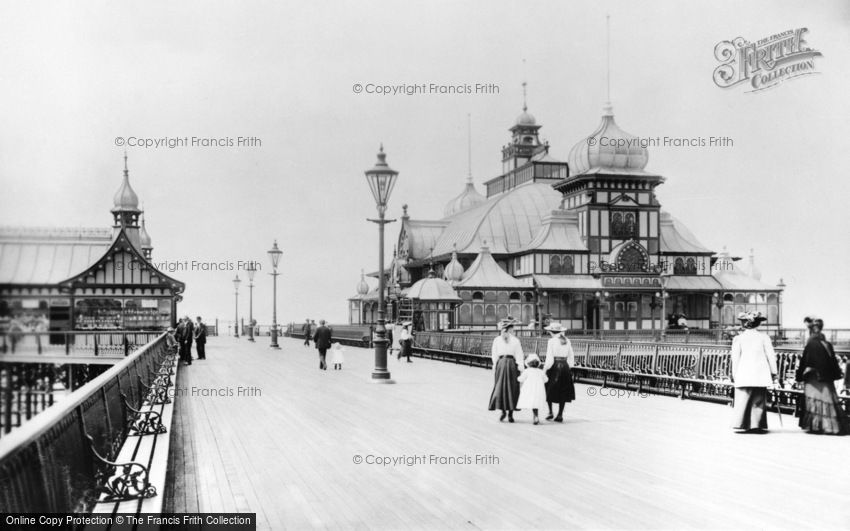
[523,292,534,303]
[562,255,574,274]
[674,258,685,274]
[509,292,521,302]
[611,212,624,238]
[619,245,647,273]
[685,257,697,274]
[624,213,636,237]
[549,255,562,274]
[472,291,484,301]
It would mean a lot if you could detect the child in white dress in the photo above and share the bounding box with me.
[517,354,548,424]
[330,342,345,370]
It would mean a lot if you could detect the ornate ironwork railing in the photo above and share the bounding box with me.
[0,333,167,513]
[412,331,850,409]
[0,331,164,358]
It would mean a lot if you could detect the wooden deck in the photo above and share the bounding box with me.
[164,337,847,530]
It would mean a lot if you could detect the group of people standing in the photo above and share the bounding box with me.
[729,311,847,435]
[387,321,413,362]
[488,318,576,424]
[166,316,207,365]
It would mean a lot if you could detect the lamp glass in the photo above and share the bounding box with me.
[246,262,257,282]
[233,275,241,290]
[268,240,283,269]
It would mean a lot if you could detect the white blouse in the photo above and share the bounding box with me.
[544,336,575,371]
[491,334,525,370]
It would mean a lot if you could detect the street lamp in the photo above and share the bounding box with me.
[593,291,609,339]
[659,269,672,341]
[268,240,282,349]
[246,262,257,342]
[233,274,241,338]
[365,144,398,383]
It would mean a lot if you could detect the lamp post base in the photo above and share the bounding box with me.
[370,372,396,384]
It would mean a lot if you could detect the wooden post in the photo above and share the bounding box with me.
[1,369,12,434]
[651,345,659,373]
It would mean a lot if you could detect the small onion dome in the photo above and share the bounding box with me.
[139,213,152,249]
[406,270,461,302]
[356,270,370,296]
[112,154,141,212]
[568,103,648,175]
[444,249,465,283]
[515,109,536,127]
[443,180,486,217]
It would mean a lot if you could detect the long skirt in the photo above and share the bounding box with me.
[488,357,520,411]
[546,358,576,404]
[799,379,849,435]
[732,387,768,430]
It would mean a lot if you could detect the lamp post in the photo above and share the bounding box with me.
[593,291,609,339]
[233,275,241,338]
[364,145,398,383]
[246,262,257,342]
[268,240,282,349]
[659,270,672,341]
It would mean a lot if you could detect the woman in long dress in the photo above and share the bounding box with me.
[488,318,524,423]
[795,317,848,435]
[730,311,777,432]
[543,323,576,422]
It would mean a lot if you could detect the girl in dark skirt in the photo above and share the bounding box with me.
[542,323,576,422]
[488,318,525,422]
[795,317,849,435]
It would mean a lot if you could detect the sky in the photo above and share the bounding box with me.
[1,0,848,329]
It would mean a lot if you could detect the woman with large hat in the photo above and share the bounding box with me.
[730,311,778,432]
[488,317,525,422]
[795,317,848,435]
[543,322,576,422]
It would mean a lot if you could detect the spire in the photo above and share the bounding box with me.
[522,80,527,112]
[466,113,473,184]
[606,14,611,106]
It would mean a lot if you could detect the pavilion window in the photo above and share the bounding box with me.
[686,257,697,274]
[472,291,484,301]
[550,255,562,274]
[674,258,685,274]
[562,255,575,274]
[509,292,521,302]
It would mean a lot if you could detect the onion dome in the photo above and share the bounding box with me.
[139,212,152,249]
[515,109,536,126]
[443,247,465,283]
[406,268,461,301]
[443,179,486,217]
[568,103,648,175]
[356,270,370,296]
[112,153,140,212]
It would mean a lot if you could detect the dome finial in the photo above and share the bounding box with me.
[124,150,128,175]
[467,113,473,184]
[522,80,527,112]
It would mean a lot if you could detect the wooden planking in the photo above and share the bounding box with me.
[164,337,849,530]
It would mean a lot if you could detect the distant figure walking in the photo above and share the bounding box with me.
[302,319,312,347]
[517,354,548,425]
[386,325,395,358]
[175,317,191,365]
[795,317,848,435]
[313,320,333,370]
[194,316,207,360]
[330,342,345,370]
[730,311,777,432]
[488,318,524,423]
[398,322,413,362]
[543,323,576,422]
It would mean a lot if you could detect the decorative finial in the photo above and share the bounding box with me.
[522,80,528,112]
[402,204,409,217]
[123,150,129,176]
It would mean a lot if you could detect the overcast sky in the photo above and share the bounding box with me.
[1,1,848,329]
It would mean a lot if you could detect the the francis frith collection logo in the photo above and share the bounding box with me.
[713,28,822,92]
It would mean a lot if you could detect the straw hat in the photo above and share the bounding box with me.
[497,317,518,331]
[544,322,566,334]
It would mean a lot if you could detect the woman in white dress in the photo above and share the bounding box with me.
[730,311,777,432]
[488,318,525,422]
[517,354,548,425]
[543,323,576,422]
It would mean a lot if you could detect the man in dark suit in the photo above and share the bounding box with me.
[182,316,194,365]
[175,318,188,364]
[194,316,207,360]
[312,319,333,370]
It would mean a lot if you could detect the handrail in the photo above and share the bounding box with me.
[0,332,166,456]
[0,332,167,513]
